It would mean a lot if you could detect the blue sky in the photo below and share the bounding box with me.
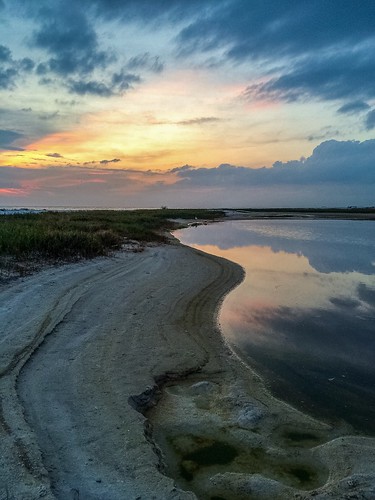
[0,0,374,207]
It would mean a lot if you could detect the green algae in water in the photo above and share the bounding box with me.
[173,434,326,489]
[288,466,313,483]
[180,442,238,481]
[284,431,322,445]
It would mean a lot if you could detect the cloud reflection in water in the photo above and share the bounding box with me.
[176,219,375,434]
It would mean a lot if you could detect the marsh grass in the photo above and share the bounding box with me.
[0,209,222,277]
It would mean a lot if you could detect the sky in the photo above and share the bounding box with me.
[1,0,375,208]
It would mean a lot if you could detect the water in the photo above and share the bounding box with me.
[175,219,375,434]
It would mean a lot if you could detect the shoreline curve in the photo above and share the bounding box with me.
[0,242,374,498]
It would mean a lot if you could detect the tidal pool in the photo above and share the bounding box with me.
[175,219,375,434]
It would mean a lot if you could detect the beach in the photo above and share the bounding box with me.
[1,239,375,499]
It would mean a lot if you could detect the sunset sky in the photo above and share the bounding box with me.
[1,0,375,207]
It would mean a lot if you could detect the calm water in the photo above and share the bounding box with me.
[175,220,375,434]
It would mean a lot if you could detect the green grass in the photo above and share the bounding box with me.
[0,209,223,276]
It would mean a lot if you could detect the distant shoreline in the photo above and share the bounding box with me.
[222,207,375,221]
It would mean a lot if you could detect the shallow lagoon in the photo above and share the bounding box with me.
[175,219,375,434]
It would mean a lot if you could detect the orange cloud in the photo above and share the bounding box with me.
[0,187,29,196]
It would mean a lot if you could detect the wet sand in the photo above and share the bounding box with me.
[0,241,375,499]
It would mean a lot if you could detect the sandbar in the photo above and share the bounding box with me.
[0,238,374,499]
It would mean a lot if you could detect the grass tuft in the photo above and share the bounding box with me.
[0,209,223,277]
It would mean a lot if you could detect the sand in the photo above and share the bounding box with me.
[0,240,375,499]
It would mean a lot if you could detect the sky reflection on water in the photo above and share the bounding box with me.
[175,220,375,434]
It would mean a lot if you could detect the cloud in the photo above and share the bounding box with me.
[365,110,375,130]
[0,164,173,207]
[0,44,35,90]
[65,71,140,96]
[32,5,113,77]
[0,66,18,90]
[46,152,63,158]
[111,70,141,92]
[177,116,221,126]
[1,139,374,208]
[175,2,375,107]
[38,111,59,121]
[357,283,375,308]
[173,139,375,190]
[0,129,25,150]
[0,45,12,63]
[177,1,375,61]
[126,53,164,73]
[18,2,145,97]
[85,0,212,24]
[12,1,375,108]
[99,158,121,165]
[66,79,115,97]
[307,127,340,142]
[244,49,375,104]
[337,101,370,115]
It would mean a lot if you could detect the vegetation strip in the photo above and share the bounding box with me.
[0,209,222,277]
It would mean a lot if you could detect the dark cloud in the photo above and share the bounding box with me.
[329,297,361,309]
[38,111,59,120]
[0,129,25,150]
[337,101,370,115]
[14,1,375,107]
[357,283,375,308]
[99,158,121,164]
[19,58,35,72]
[126,53,164,73]
[66,73,140,96]
[365,110,375,130]
[22,3,146,96]
[0,45,12,63]
[32,5,113,77]
[0,67,18,89]
[0,45,35,90]
[0,106,64,147]
[177,116,220,126]
[175,2,375,106]
[111,70,141,92]
[55,99,79,106]
[244,49,375,104]
[177,1,375,61]
[307,128,340,142]
[174,139,375,187]
[46,152,63,158]
[84,0,213,24]
[66,79,114,97]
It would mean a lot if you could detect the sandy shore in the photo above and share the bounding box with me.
[1,241,375,499]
